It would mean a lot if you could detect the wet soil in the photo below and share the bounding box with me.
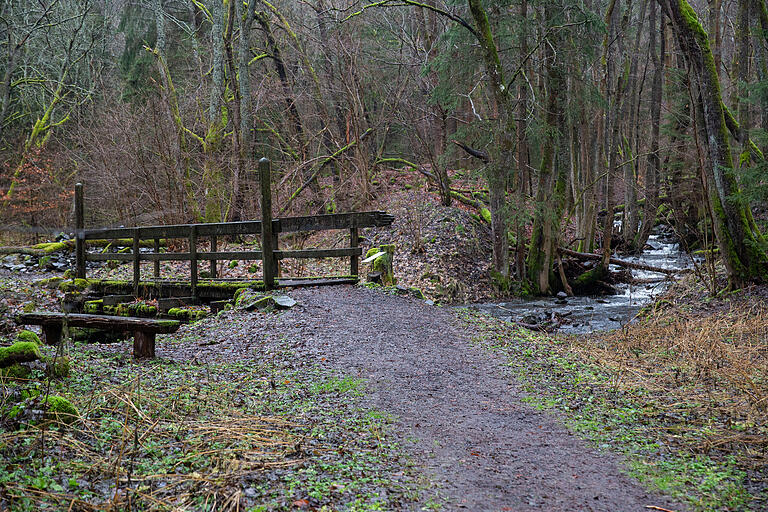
[166,285,684,511]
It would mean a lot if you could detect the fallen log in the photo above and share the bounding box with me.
[560,247,687,275]
[0,246,47,256]
[452,139,490,163]
[0,239,163,258]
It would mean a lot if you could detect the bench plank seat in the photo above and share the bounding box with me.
[16,312,180,358]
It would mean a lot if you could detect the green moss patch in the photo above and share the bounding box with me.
[15,330,40,345]
[58,279,93,293]
[166,308,206,321]
[42,395,78,424]
[83,299,103,314]
[44,356,71,379]
[0,342,41,368]
[32,241,72,254]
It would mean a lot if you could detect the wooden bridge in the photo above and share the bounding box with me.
[73,158,394,299]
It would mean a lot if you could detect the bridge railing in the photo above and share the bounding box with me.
[74,158,394,296]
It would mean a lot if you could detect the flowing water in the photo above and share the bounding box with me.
[468,228,695,334]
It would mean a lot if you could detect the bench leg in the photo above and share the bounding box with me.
[42,324,62,346]
[133,331,156,358]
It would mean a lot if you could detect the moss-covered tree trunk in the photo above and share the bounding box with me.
[526,3,568,295]
[660,0,768,285]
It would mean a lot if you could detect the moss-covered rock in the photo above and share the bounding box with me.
[228,260,239,269]
[0,342,42,368]
[44,356,71,379]
[136,303,157,317]
[114,302,157,318]
[250,296,275,310]
[1,363,31,379]
[408,287,425,300]
[366,244,396,286]
[15,330,40,345]
[166,307,189,320]
[166,308,206,321]
[58,279,92,293]
[83,299,103,314]
[571,264,610,295]
[235,289,258,307]
[42,395,78,424]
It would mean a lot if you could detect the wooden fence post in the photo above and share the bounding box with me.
[132,229,140,297]
[210,234,218,278]
[260,158,275,289]
[190,224,198,297]
[350,226,359,276]
[153,238,160,279]
[74,183,85,279]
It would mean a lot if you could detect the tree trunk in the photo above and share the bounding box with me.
[467,0,512,279]
[209,0,224,124]
[622,0,648,251]
[514,0,530,279]
[224,0,243,221]
[635,0,664,249]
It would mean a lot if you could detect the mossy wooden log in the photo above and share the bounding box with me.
[0,246,47,256]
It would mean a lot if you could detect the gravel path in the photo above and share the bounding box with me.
[180,285,684,511]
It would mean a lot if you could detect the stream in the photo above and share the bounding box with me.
[468,227,696,334]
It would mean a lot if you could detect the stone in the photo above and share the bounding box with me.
[273,295,296,309]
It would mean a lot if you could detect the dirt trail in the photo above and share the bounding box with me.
[180,285,684,511]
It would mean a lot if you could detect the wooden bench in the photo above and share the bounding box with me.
[16,312,181,358]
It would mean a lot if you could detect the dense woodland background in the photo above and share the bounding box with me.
[2,0,768,294]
